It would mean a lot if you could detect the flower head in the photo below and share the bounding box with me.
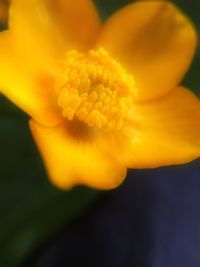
[1,0,200,189]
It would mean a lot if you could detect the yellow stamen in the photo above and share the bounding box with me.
[56,48,136,130]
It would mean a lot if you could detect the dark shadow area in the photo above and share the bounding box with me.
[24,160,200,267]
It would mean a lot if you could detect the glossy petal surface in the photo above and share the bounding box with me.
[9,0,101,72]
[118,87,200,167]
[0,31,62,126]
[30,120,127,190]
[51,0,101,50]
[97,1,197,101]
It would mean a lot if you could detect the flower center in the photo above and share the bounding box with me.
[56,48,136,131]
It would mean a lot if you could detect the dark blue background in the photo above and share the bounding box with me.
[26,160,200,267]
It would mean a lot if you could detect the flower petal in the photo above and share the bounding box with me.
[9,0,62,72]
[29,120,127,190]
[118,87,200,168]
[0,31,62,126]
[51,0,101,50]
[97,1,197,101]
[9,0,101,71]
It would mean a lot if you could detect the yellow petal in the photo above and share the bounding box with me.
[0,31,62,126]
[51,0,101,50]
[9,0,101,71]
[118,87,200,168]
[9,0,62,72]
[29,120,127,190]
[97,1,197,101]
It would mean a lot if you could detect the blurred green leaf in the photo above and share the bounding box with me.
[0,96,100,267]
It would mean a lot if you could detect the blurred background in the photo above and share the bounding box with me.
[0,0,200,266]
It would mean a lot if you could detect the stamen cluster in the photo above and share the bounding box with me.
[56,48,136,130]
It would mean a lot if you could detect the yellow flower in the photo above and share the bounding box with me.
[0,0,200,189]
